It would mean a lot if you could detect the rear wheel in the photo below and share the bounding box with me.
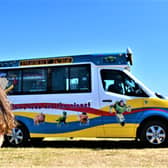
[139,120,168,147]
[4,123,30,147]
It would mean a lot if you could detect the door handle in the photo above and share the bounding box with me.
[102,99,112,103]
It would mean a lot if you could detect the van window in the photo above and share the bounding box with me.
[49,64,91,93]
[69,66,90,92]
[22,68,47,93]
[1,64,91,94]
[101,69,148,97]
[7,70,22,93]
[50,67,68,92]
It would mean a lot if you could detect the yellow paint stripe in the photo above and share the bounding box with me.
[30,123,139,138]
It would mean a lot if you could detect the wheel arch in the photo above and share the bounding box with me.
[14,119,30,139]
[136,115,168,139]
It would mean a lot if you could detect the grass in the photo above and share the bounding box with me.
[0,140,168,168]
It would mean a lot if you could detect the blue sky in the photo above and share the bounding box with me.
[0,0,168,95]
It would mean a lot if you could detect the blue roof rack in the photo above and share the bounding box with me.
[0,48,133,68]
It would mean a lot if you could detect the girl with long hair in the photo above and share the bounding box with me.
[0,86,15,147]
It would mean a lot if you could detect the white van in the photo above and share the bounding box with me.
[0,48,168,147]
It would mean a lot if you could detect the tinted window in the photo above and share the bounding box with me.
[49,65,91,93]
[101,69,148,97]
[50,67,68,92]
[22,68,47,93]
[69,66,90,91]
[0,64,91,94]
[7,70,22,93]
[0,70,22,94]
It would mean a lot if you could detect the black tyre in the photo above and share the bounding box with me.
[139,120,168,147]
[4,123,30,147]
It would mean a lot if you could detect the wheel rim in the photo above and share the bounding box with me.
[7,128,24,145]
[146,125,166,145]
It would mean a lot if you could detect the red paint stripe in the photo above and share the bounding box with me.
[12,103,168,116]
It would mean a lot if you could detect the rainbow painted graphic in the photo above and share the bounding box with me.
[13,98,168,138]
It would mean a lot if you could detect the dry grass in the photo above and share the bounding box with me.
[0,141,168,168]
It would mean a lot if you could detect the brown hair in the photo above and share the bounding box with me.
[0,87,15,134]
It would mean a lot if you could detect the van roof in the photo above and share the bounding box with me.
[0,49,133,68]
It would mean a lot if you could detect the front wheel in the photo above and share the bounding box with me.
[139,120,168,147]
[4,123,30,147]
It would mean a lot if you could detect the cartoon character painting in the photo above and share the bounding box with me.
[110,100,131,126]
[56,111,67,126]
[34,113,46,125]
[79,112,89,125]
